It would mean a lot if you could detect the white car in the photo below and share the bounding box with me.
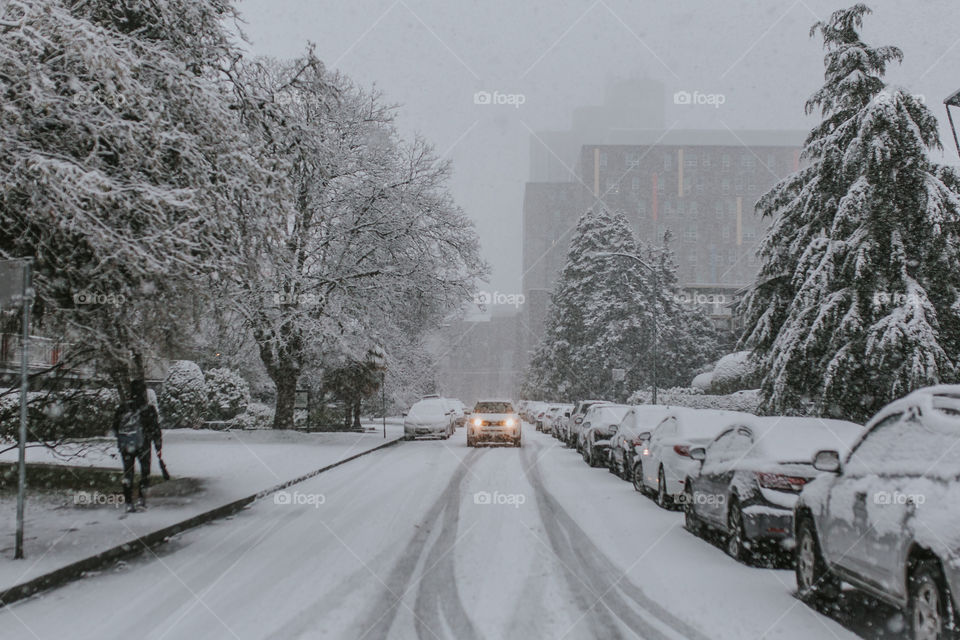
[638,408,753,508]
[467,400,521,447]
[403,398,456,440]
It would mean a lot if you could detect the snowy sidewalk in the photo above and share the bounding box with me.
[0,422,404,602]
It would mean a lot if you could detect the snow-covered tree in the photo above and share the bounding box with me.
[0,0,266,394]
[740,4,960,421]
[525,210,717,401]
[229,52,484,428]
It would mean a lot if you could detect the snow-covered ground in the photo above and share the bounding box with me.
[0,423,888,639]
[0,423,402,592]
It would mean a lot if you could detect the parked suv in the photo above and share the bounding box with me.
[467,400,521,447]
[565,400,609,448]
[794,385,960,640]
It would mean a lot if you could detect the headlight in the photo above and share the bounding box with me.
[473,417,483,427]
[505,418,516,427]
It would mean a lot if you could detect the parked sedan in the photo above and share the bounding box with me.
[683,416,863,562]
[794,385,960,640]
[607,405,672,480]
[579,404,630,467]
[638,408,752,508]
[403,398,456,440]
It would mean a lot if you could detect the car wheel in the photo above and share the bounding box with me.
[514,439,522,448]
[795,517,840,607]
[726,500,750,562]
[466,437,474,447]
[656,467,671,508]
[632,463,645,494]
[683,484,702,536]
[907,560,953,640]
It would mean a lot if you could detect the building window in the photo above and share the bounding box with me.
[687,252,698,264]
[684,225,698,242]
[599,151,608,168]
[689,201,700,215]
[741,154,755,169]
[702,153,712,168]
[728,248,737,264]
[695,179,705,194]
[766,154,777,173]
[734,177,745,193]
[676,200,685,216]
[722,226,731,240]
[721,153,731,169]
[685,153,697,167]
[626,151,640,169]
[714,201,723,217]
[743,227,756,240]
[605,179,619,194]
[663,154,672,170]
[721,178,731,195]
[657,178,665,194]
[632,176,641,191]
[663,200,673,216]
[637,199,647,215]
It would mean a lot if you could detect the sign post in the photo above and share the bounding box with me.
[1,259,33,559]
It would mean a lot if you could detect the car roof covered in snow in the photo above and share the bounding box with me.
[746,416,864,463]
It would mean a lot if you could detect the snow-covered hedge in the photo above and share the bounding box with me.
[691,371,714,391]
[231,402,275,430]
[0,388,119,441]
[158,361,206,429]
[628,387,761,413]
[204,368,250,421]
[708,351,759,395]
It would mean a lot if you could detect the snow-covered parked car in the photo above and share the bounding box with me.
[403,398,456,440]
[683,416,863,562]
[607,405,672,481]
[467,400,521,447]
[579,404,630,467]
[448,398,467,428]
[547,404,572,439]
[565,399,610,448]
[637,408,751,508]
[794,386,960,640]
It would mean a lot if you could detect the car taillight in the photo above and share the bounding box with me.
[632,438,645,447]
[756,472,809,492]
[673,444,691,457]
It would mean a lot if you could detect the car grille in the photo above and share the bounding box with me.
[477,420,506,427]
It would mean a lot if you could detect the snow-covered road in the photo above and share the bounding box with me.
[1,425,875,639]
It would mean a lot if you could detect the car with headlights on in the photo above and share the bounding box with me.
[403,398,456,440]
[683,416,862,562]
[794,385,960,640]
[467,400,521,447]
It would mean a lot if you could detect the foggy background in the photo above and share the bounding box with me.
[237,0,960,296]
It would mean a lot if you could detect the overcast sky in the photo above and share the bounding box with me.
[236,0,960,295]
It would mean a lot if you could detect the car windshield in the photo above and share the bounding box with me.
[474,401,513,413]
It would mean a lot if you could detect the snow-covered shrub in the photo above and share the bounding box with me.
[709,351,759,395]
[0,388,119,441]
[204,368,250,421]
[159,361,206,429]
[691,371,714,391]
[628,387,760,413]
[231,402,274,430]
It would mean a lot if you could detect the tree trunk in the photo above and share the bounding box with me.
[273,374,297,430]
[352,399,362,431]
[343,402,352,430]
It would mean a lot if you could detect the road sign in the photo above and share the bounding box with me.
[612,368,626,382]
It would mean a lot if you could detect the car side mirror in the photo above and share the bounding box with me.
[610,425,619,434]
[813,450,841,473]
[564,412,570,417]
[402,412,408,417]
[689,447,706,462]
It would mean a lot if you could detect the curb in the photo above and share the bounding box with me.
[0,436,402,608]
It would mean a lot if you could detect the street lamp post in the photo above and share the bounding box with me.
[593,251,659,405]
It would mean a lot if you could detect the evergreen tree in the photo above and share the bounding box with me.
[740,3,960,421]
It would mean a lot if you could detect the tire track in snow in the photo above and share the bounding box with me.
[357,447,483,640]
[520,441,712,640]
